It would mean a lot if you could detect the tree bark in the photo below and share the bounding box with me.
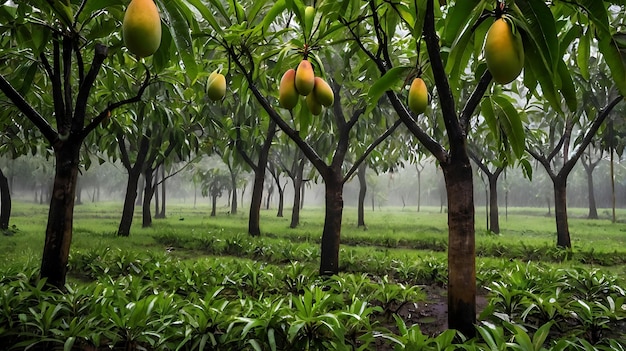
[319,173,343,275]
[230,170,238,215]
[0,168,11,230]
[582,156,599,219]
[40,141,81,289]
[488,168,504,234]
[290,157,305,228]
[117,134,150,237]
[142,167,154,228]
[553,176,571,248]
[211,194,217,216]
[442,159,476,337]
[357,163,367,227]
[246,120,276,236]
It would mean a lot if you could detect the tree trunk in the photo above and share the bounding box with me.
[142,168,154,228]
[40,142,81,289]
[157,165,166,218]
[117,168,142,236]
[211,194,217,216]
[554,176,571,248]
[290,159,305,228]
[0,168,11,230]
[583,161,598,219]
[319,174,343,275]
[357,163,366,227]
[416,166,422,212]
[248,167,264,236]
[276,184,284,217]
[230,172,238,215]
[488,169,503,234]
[442,159,476,337]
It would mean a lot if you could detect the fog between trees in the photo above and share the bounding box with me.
[3,153,625,216]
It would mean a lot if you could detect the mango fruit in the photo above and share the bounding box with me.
[484,17,524,84]
[122,0,162,58]
[295,59,315,96]
[306,93,322,115]
[312,77,334,107]
[304,6,315,36]
[279,69,299,110]
[207,72,226,101]
[407,77,428,115]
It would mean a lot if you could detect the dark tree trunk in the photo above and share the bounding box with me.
[117,134,150,237]
[357,163,367,227]
[211,194,217,216]
[0,168,11,230]
[290,158,305,228]
[248,168,265,236]
[118,168,142,236]
[488,168,504,234]
[276,184,284,217]
[142,168,154,228]
[319,173,343,275]
[265,183,274,210]
[230,171,238,215]
[246,120,276,237]
[582,158,599,219]
[442,159,475,337]
[554,176,571,248]
[75,180,83,205]
[40,141,81,289]
[135,176,144,206]
[156,165,166,218]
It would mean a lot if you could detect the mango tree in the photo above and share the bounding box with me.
[0,0,197,288]
[342,0,626,336]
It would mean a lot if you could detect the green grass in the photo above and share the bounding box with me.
[3,201,626,277]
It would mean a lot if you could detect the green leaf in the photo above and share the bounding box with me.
[598,33,626,97]
[513,0,559,72]
[556,59,577,112]
[577,28,591,80]
[185,0,224,36]
[493,95,525,159]
[532,322,553,351]
[367,66,412,114]
[160,0,198,81]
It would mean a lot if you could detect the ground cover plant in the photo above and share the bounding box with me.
[0,201,625,350]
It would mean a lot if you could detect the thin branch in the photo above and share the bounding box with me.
[460,71,492,134]
[81,63,151,138]
[342,118,403,184]
[63,36,74,126]
[73,43,108,134]
[51,34,65,130]
[562,95,622,176]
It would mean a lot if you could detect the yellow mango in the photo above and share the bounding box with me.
[279,69,299,110]
[313,77,334,107]
[306,92,322,115]
[407,78,428,115]
[295,59,315,96]
[207,72,226,101]
[122,0,162,58]
[484,17,524,84]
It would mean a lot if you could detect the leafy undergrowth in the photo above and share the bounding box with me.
[0,248,624,350]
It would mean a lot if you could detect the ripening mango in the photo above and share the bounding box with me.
[306,92,323,115]
[295,59,315,96]
[312,77,334,107]
[484,17,524,84]
[279,69,299,110]
[207,72,226,101]
[407,77,428,115]
[123,0,162,58]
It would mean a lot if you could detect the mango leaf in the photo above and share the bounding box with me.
[598,33,626,97]
[160,0,198,82]
[577,28,591,80]
[480,97,499,142]
[557,59,577,112]
[524,41,562,113]
[441,0,484,45]
[367,66,412,113]
[444,1,488,80]
[492,95,525,159]
[262,0,287,33]
[184,0,224,36]
[513,0,559,72]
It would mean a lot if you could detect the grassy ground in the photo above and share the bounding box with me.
[3,200,626,278]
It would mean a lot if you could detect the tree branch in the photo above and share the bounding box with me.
[224,43,329,177]
[460,71,492,134]
[343,118,403,184]
[73,43,108,135]
[423,0,464,160]
[0,74,57,144]
[81,62,151,138]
